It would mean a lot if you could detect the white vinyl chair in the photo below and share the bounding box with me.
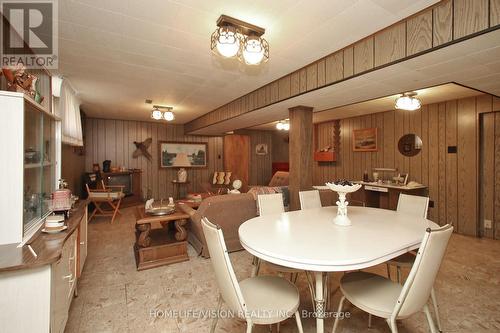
[299,190,322,210]
[253,193,299,277]
[385,194,444,331]
[332,224,453,333]
[387,194,430,282]
[257,193,285,215]
[201,218,303,333]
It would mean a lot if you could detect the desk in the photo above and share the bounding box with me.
[239,206,437,333]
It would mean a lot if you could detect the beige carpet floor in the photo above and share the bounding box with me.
[65,206,500,333]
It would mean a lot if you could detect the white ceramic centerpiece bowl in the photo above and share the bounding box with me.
[325,182,362,226]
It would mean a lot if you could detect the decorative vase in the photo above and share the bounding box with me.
[325,182,362,226]
[177,168,187,182]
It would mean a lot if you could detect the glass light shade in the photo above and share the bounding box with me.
[151,109,163,120]
[163,110,175,121]
[214,26,240,58]
[395,94,421,111]
[242,35,267,65]
[276,122,284,130]
[283,123,290,131]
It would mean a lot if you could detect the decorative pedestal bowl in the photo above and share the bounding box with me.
[325,181,362,226]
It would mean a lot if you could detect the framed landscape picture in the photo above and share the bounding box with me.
[159,141,208,168]
[353,128,378,152]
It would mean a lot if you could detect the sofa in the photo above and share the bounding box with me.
[178,193,258,258]
[248,171,290,207]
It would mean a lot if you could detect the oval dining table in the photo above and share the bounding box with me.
[239,206,438,333]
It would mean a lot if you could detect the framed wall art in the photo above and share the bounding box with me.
[159,141,208,168]
[353,128,378,152]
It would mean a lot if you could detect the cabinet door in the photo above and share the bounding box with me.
[67,233,77,301]
[51,258,70,333]
[78,210,88,276]
[51,233,76,333]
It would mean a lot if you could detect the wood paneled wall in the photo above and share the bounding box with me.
[61,144,85,197]
[247,131,273,186]
[185,0,500,133]
[313,95,497,237]
[84,118,224,199]
[272,131,289,163]
[480,111,500,239]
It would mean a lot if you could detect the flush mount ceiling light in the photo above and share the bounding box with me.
[151,107,163,120]
[276,120,289,131]
[163,109,175,121]
[210,15,269,65]
[395,92,421,111]
[151,105,175,121]
[242,35,269,65]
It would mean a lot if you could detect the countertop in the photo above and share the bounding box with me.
[0,200,88,273]
[314,181,427,191]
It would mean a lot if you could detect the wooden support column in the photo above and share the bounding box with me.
[289,105,314,210]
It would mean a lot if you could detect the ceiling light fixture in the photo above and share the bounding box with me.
[211,15,269,65]
[395,92,421,111]
[163,109,175,121]
[151,106,175,121]
[276,120,289,131]
[151,107,163,120]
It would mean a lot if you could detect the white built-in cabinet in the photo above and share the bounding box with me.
[0,211,88,333]
[0,86,88,332]
[0,90,61,246]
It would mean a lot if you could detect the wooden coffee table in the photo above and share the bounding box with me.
[134,206,190,271]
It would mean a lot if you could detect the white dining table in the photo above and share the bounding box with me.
[239,206,438,333]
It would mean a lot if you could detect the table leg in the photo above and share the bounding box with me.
[315,272,325,333]
[174,219,187,241]
[136,223,152,247]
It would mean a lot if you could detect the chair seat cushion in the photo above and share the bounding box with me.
[239,276,300,325]
[387,252,417,267]
[340,272,403,319]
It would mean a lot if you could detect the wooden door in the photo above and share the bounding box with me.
[223,135,250,190]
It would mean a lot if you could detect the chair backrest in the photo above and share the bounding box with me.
[299,190,322,210]
[394,224,453,318]
[201,217,246,315]
[257,193,284,216]
[397,194,429,218]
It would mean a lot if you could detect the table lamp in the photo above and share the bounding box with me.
[172,153,191,182]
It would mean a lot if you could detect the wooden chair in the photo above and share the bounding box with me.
[86,180,125,224]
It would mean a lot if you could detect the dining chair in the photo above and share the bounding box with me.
[384,194,443,331]
[257,193,285,215]
[253,193,299,278]
[201,217,303,333]
[332,224,453,333]
[387,194,430,281]
[299,190,322,210]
